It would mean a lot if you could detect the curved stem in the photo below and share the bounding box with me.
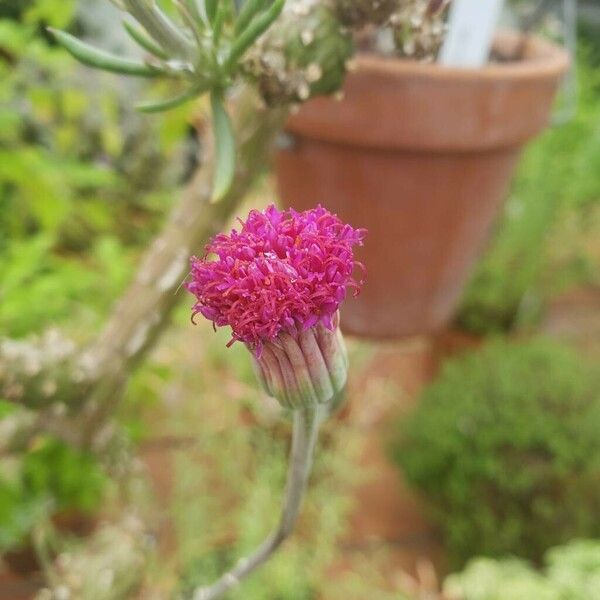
[190,406,325,600]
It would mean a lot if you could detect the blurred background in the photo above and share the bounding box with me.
[1,1,599,598]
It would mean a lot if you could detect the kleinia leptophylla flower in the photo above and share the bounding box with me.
[186,204,366,409]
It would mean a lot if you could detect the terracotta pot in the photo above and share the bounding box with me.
[275,32,569,339]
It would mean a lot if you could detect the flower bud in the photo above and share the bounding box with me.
[252,318,348,410]
[186,204,366,413]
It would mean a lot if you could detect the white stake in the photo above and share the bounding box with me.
[439,0,505,68]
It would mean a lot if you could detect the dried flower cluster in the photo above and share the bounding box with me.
[334,0,399,28]
[242,0,451,105]
[243,0,353,105]
[390,0,450,61]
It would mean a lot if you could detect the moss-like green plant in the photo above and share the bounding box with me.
[390,339,600,567]
[444,539,600,600]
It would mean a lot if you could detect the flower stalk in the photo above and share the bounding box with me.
[190,405,325,600]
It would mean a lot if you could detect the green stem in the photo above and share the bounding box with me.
[190,406,325,600]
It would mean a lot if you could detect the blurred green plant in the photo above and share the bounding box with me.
[0,408,108,552]
[0,0,192,556]
[0,236,133,337]
[458,30,600,334]
[174,421,357,600]
[444,539,600,600]
[0,1,190,337]
[390,339,600,567]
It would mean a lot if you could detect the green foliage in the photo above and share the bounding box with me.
[446,558,558,600]
[52,0,285,87]
[210,89,236,202]
[0,1,188,337]
[0,0,72,24]
[444,539,600,600]
[390,339,600,567]
[0,235,132,337]
[0,434,108,552]
[20,437,107,513]
[458,33,600,334]
[0,0,191,552]
[0,483,49,553]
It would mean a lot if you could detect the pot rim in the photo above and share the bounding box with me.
[353,30,570,82]
[283,30,571,152]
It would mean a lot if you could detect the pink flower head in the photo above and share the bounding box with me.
[186,204,366,354]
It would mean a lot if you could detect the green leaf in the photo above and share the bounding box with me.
[224,0,284,74]
[194,0,211,27]
[48,28,163,77]
[136,83,210,113]
[174,0,204,46]
[235,0,268,35]
[205,0,218,23]
[210,90,236,203]
[122,20,169,60]
[212,1,227,44]
[184,0,202,21]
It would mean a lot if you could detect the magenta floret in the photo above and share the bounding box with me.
[186,204,366,352]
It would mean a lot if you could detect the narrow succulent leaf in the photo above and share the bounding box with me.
[136,82,209,112]
[48,28,162,77]
[234,0,267,35]
[195,0,213,28]
[184,0,201,20]
[205,0,218,23]
[210,90,236,203]
[123,20,169,59]
[123,0,193,58]
[223,0,284,73]
[212,1,228,44]
[173,0,204,46]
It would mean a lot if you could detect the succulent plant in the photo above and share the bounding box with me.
[243,1,353,105]
[49,0,287,201]
[49,0,453,201]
